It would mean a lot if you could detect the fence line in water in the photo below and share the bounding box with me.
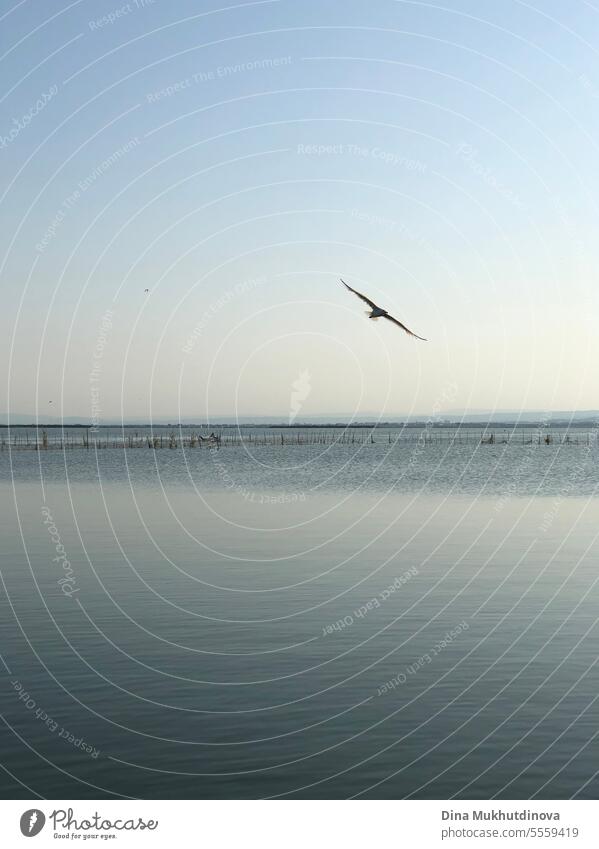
[1,429,596,451]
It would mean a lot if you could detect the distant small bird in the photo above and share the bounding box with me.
[341,279,426,340]
[144,288,149,293]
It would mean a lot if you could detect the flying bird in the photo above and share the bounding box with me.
[340,279,427,340]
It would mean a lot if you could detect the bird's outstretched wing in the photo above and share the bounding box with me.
[384,313,427,341]
[340,279,378,310]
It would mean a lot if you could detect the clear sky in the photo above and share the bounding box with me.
[2,0,598,422]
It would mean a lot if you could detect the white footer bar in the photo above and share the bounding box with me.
[0,799,597,848]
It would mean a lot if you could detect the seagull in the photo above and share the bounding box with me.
[340,279,427,340]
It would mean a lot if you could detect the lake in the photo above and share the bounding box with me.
[1,430,598,798]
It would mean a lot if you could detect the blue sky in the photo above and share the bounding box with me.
[2,0,599,421]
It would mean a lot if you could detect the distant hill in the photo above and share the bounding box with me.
[441,410,599,424]
[2,410,598,426]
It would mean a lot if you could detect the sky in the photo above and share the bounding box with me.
[1,0,599,422]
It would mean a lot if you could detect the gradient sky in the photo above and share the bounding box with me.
[2,0,599,422]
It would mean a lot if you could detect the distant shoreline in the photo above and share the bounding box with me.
[1,421,598,430]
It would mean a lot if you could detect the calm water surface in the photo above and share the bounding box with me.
[1,437,598,798]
